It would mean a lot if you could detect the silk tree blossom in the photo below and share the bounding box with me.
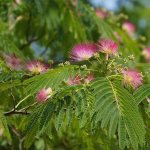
[84,74,94,84]
[4,54,21,70]
[25,60,49,74]
[122,21,135,37]
[95,9,108,20]
[122,69,143,89]
[142,46,150,62]
[36,88,52,103]
[66,75,82,85]
[69,43,97,62]
[97,39,118,55]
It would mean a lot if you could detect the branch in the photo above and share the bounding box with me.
[4,110,30,116]
[3,102,37,116]
[19,34,44,50]
[40,32,57,56]
[11,126,25,150]
[19,12,45,50]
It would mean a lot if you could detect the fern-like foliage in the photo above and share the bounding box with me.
[91,77,145,149]
[134,84,150,105]
[0,34,23,57]
[24,84,93,148]
[24,65,79,94]
[24,75,146,149]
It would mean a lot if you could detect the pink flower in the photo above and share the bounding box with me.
[25,60,49,74]
[84,74,94,84]
[97,39,118,55]
[36,88,52,103]
[122,69,143,89]
[142,46,150,61]
[122,21,135,37]
[4,54,21,70]
[95,9,107,20]
[67,75,82,85]
[69,43,97,62]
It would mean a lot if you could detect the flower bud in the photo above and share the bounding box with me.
[36,88,52,103]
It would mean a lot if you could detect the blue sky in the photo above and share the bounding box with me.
[90,0,125,11]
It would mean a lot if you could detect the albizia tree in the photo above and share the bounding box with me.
[1,0,150,149]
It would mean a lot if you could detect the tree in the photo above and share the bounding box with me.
[0,0,150,149]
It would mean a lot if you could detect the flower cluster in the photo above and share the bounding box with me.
[66,74,94,86]
[25,60,49,74]
[122,69,142,89]
[4,10,146,107]
[95,9,108,20]
[142,46,150,62]
[69,39,118,62]
[69,43,97,62]
[3,53,50,74]
[97,39,118,55]
[122,21,135,37]
[3,54,21,71]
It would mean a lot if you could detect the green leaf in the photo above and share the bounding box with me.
[91,77,145,149]
[24,65,78,94]
[0,108,11,141]
[133,84,150,105]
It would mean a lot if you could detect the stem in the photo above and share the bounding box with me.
[107,74,122,78]
[11,126,25,150]
[85,69,98,72]
[15,95,31,109]
[20,102,37,112]
[4,102,37,116]
[108,59,114,67]
[88,60,93,65]
[96,57,101,64]
[105,54,109,61]
[105,54,109,75]
[10,71,16,111]
[4,110,30,116]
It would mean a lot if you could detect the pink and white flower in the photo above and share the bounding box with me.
[97,39,118,55]
[122,21,135,37]
[122,69,143,89]
[95,9,107,20]
[69,43,97,62]
[66,75,82,85]
[142,46,150,62]
[4,54,21,70]
[36,88,52,103]
[84,74,94,84]
[25,60,49,74]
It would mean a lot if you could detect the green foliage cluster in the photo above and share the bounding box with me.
[0,0,150,150]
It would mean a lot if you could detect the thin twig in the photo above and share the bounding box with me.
[19,34,44,50]
[4,110,30,116]
[19,102,37,112]
[11,126,25,150]
[19,12,45,50]
[10,71,16,111]
[3,102,37,116]
[15,95,31,109]
[40,32,57,56]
